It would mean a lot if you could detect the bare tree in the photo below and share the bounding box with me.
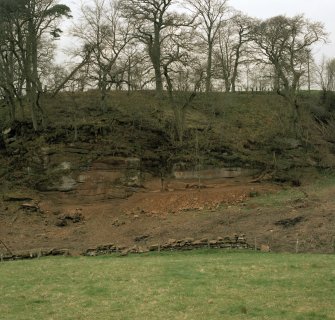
[24,0,71,130]
[316,56,335,110]
[162,25,204,143]
[73,0,131,113]
[252,15,327,125]
[121,43,152,92]
[0,1,26,123]
[51,45,93,96]
[324,58,335,92]
[186,0,228,93]
[0,0,71,130]
[0,22,21,123]
[214,12,253,92]
[316,57,329,93]
[121,0,193,96]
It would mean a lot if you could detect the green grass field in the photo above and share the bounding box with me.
[1,251,335,320]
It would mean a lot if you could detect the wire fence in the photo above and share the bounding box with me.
[254,236,335,254]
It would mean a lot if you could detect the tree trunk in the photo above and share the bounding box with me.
[206,40,213,93]
[2,88,16,123]
[27,10,39,131]
[224,79,231,92]
[307,54,311,92]
[100,74,108,114]
[231,48,241,93]
[127,56,131,95]
[0,124,6,152]
[1,47,17,122]
[151,27,163,95]
[173,106,185,143]
[154,63,163,94]
[220,56,231,92]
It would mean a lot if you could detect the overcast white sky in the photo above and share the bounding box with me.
[58,0,335,62]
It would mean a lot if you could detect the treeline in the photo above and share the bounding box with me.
[0,0,335,132]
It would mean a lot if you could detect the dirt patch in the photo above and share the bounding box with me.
[1,176,334,255]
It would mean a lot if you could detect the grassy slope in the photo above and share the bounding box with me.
[1,251,335,320]
[1,90,334,191]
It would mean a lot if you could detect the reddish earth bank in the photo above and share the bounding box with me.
[1,175,334,256]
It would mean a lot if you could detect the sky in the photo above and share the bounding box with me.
[58,0,335,62]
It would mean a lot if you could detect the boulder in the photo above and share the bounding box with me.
[21,202,40,212]
[149,244,159,251]
[167,239,177,245]
[260,244,271,252]
[192,240,202,246]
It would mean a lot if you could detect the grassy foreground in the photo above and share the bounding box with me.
[1,251,335,320]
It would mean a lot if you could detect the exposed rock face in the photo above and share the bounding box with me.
[57,176,78,192]
[173,166,256,179]
[24,143,258,196]
[123,158,142,187]
[39,175,77,192]
[75,156,142,198]
[34,148,143,194]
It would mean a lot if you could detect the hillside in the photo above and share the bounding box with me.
[1,91,334,185]
[1,91,335,255]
